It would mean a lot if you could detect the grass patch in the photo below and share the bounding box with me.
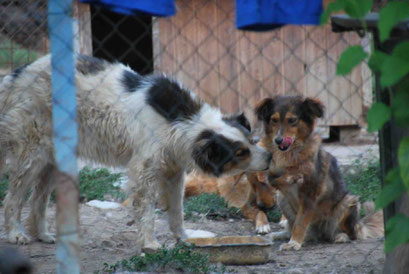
[184,193,242,220]
[0,167,125,204]
[98,243,225,274]
[0,39,38,68]
[79,166,125,202]
[0,174,8,206]
[344,159,382,203]
[183,193,283,223]
[266,206,282,223]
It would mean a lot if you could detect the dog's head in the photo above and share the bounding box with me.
[192,112,272,177]
[255,96,324,152]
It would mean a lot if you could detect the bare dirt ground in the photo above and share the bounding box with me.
[0,204,385,274]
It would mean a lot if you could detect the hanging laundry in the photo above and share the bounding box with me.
[236,0,323,31]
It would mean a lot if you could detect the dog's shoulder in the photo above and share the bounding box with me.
[298,146,349,204]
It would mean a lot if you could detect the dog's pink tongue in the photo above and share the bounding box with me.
[280,137,293,149]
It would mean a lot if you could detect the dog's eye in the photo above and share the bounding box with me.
[271,118,279,123]
[288,118,297,124]
[235,148,249,157]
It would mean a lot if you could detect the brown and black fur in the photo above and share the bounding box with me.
[184,171,277,234]
[255,95,384,250]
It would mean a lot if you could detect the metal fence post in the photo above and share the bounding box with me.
[47,0,80,273]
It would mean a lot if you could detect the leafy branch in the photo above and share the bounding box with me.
[322,0,409,253]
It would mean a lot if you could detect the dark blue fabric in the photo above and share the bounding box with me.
[236,0,323,31]
[79,0,175,17]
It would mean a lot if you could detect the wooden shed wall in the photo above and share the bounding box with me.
[153,0,370,126]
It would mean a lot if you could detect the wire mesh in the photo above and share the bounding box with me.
[0,0,384,273]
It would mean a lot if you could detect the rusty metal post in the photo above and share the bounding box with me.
[48,0,80,273]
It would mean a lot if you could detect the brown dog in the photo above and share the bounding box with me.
[185,172,277,234]
[255,95,384,250]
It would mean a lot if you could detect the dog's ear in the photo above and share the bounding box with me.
[192,134,225,177]
[223,112,251,132]
[235,112,251,132]
[255,98,275,123]
[301,98,325,118]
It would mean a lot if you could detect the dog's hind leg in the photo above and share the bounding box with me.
[26,163,57,243]
[4,186,32,244]
[336,195,360,240]
[4,158,45,244]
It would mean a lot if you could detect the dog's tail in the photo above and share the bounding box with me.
[355,201,384,240]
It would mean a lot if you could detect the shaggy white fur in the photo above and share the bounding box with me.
[0,55,271,250]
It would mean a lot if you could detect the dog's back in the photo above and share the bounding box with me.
[0,55,135,166]
[0,54,204,168]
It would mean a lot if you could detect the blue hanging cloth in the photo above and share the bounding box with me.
[79,0,175,17]
[236,0,323,31]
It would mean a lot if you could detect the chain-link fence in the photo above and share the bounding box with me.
[0,0,384,273]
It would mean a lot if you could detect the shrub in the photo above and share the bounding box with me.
[78,167,125,202]
[344,159,382,203]
[0,174,8,205]
[98,243,225,274]
[184,193,242,220]
[266,206,282,223]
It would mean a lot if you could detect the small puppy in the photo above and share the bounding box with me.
[0,54,272,250]
[255,95,384,251]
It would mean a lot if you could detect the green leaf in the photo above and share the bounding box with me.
[336,45,368,75]
[375,167,405,210]
[344,0,373,19]
[398,137,409,189]
[367,102,391,132]
[392,88,409,126]
[368,51,388,72]
[385,213,409,253]
[378,1,409,42]
[380,42,409,87]
[321,0,346,25]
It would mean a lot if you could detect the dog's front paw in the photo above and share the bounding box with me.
[174,229,188,242]
[256,223,271,234]
[285,174,304,185]
[256,171,268,182]
[142,240,162,253]
[8,230,32,245]
[255,212,271,234]
[38,233,56,244]
[278,218,288,229]
[279,240,302,251]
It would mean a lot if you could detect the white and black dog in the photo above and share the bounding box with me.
[0,55,271,250]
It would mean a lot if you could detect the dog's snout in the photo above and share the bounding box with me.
[250,146,273,171]
[257,200,267,209]
[275,137,283,145]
